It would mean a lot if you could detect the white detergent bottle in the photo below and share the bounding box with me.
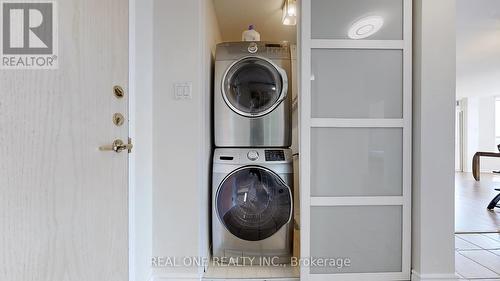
[242,25,261,41]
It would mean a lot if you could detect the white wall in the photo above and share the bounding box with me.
[462,96,499,172]
[151,1,220,280]
[130,0,153,280]
[412,0,456,280]
[152,0,203,278]
[456,0,500,100]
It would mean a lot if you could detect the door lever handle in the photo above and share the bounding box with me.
[99,139,133,153]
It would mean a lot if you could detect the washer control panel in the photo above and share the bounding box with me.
[247,150,260,161]
[265,150,286,162]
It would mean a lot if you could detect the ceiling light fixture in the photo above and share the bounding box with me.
[282,0,297,26]
[348,16,384,39]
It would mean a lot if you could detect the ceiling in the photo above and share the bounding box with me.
[213,0,297,43]
[457,0,500,98]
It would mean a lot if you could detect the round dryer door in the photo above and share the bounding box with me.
[222,57,288,118]
[216,166,292,242]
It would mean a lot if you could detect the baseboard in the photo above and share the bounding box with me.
[411,270,460,281]
[153,270,458,281]
[202,279,298,281]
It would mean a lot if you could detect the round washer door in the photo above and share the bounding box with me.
[216,166,292,241]
[222,57,288,118]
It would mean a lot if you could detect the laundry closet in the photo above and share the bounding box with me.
[205,0,300,279]
[151,0,412,280]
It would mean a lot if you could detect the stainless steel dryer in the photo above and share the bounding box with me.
[212,148,293,264]
[214,42,291,147]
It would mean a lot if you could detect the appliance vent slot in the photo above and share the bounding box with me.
[220,156,234,161]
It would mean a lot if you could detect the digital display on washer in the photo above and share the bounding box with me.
[265,150,285,161]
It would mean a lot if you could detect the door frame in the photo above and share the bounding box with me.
[128,0,154,280]
[455,101,464,172]
[298,0,412,280]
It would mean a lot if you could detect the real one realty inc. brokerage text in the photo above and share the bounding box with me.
[151,256,352,269]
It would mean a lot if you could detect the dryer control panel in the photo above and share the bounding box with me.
[215,42,291,60]
[264,43,290,58]
[265,150,286,162]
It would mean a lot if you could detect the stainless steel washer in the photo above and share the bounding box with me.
[214,42,292,147]
[212,148,293,264]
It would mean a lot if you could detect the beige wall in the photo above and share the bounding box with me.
[200,0,222,271]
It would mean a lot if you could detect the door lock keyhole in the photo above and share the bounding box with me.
[113,113,125,126]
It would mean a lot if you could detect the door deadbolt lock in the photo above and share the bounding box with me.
[113,85,125,98]
[113,113,125,126]
[99,139,133,153]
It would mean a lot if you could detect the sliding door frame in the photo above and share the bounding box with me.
[299,0,412,280]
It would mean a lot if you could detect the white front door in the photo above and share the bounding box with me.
[0,0,129,280]
[299,0,412,280]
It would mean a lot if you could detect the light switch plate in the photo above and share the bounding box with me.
[174,82,192,99]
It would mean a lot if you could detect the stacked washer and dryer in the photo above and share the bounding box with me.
[212,41,294,264]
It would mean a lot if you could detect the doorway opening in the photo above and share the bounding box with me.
[455,0,500,278]
[202,0,300,279]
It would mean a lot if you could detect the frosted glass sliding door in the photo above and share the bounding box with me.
[311,49,403,119]
[300,0,412,280]
[311,128,403,197]
[310,206,403,274]
[311,0,403,40]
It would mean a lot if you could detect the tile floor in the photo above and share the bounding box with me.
[456,233,500,280]
[203,264,299,280]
